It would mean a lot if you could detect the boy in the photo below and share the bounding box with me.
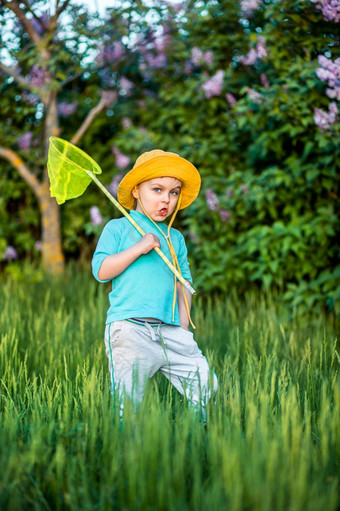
[92,149,218,418]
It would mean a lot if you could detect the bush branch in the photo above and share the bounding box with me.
[0,61,32,90]
[70,91,114,146]
[0,146,41,195]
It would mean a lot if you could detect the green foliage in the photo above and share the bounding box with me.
[0,0,339,311]
[0,274,339,510]
[121,0,340,314]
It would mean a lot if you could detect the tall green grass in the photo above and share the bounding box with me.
[0,270,339,511]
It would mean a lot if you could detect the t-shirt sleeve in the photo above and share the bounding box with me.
[91,220,121,283]
[176,231,193,284]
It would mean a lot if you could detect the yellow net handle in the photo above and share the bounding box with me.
[86,171,196,295]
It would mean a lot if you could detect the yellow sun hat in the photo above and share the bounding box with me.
[117,149,201,210]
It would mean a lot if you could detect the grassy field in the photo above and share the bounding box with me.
[0,270,339,511]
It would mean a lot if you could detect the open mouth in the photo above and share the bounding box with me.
[159,208,168,216]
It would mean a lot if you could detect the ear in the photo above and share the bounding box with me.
[132,186,139,199]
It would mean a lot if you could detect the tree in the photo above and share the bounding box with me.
[0,0,119,274]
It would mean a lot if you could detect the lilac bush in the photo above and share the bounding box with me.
[191,47,214,66]
[311,0,340,22]
[107,174,123,197]
[28,65,46,88]
[226,93,237,108]
[246,88,263,104]
[314,102,338,130]
[111,146,131,169]
[240,0,262,17]
[260,73,270,89]
[17,132,33,152]
[239,36,267,66]
[97,42,125,65]
[219,209,231,222]
[3,245,18,260]
[316,55,340,101]
[119,77,134,96]
[34,241,42,252]
[90,206,104,226]
[58,102,78,117]
[205,189,220,211]
[201,70,224,99]
[315,55,339,129]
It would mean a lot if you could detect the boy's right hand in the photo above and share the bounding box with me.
[138,233,161,254]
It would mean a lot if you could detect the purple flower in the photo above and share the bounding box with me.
[122,117,132,129]
[3,245,18,260]
[201,70,224,99]
[154,30,171,52]
[219,209,231,222]
[99,68,115,88]
[167,2,183,14]
[239,36,268,66]
[17,132,33,152]
[239,48,258,66]
[241,184,248,195]
[22,90,39,106]
[326,87,340,99]
[311,0,340,22]
[119,77,134,96]
[189,231,200,244]
[260,73,270,88]
[90,206,104,226]
[246,88,262,104]
[203,51,214,66]
[112,146,131,170]
[107,173,123,197]
[205,189,220,211]
[316,67,333,82]
[240,0,262,17]
[35,241,42,251]
[329,102,339,114]
[30,12,50,36]
[184,61,194,75]
[29,65,46,88]
[256,36,267,59]
[191,47,203,65]
[144,52,167,69]
[191,47,214,66]
[226,93,237,108]
[314,102,338,130]
[58,102,78,117]
[226,188,233,198]
[316,55,340,101]
[97,42,125,65]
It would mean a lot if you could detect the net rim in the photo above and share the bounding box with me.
[49,136,102,174]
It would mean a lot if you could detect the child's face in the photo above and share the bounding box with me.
[132,177,182,221]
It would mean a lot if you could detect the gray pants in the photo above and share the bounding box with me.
[104,319,218,415]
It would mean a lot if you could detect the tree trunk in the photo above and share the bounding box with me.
[37,182,65,275]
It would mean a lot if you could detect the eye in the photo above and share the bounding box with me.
[153,187,161,192]
[171,190,179,196]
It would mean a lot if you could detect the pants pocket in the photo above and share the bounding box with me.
[106,321,128,350]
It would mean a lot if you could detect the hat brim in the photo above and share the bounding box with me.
[117,155,201,210]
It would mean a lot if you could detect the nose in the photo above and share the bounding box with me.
[162,192,170,203]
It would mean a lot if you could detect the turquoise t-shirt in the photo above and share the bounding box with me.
[92,210,192,326]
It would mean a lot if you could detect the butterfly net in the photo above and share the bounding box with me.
[47,137,102,204]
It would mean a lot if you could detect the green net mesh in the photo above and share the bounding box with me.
[47,137,102,204]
